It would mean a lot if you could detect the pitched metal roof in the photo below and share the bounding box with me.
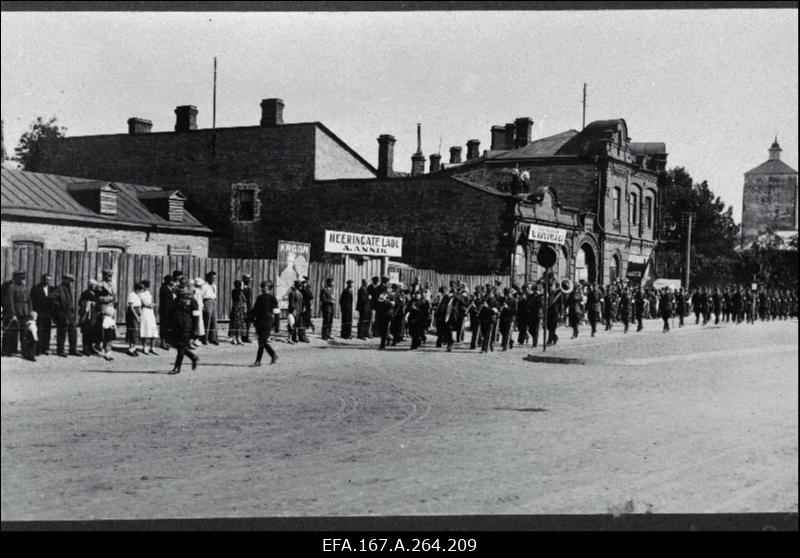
[744,158,797,176]
[1,168,212,233]
[489,130,579,160]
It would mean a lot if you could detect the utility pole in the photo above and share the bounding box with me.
[582,83,587,129]
[212,56,218,157]
[682,211,695,290]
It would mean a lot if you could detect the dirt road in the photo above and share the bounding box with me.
[2,319,797,519]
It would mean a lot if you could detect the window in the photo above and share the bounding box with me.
[645,197,653,228]
[98,245,126,254]
[629,192,638,225]
[12,240,44,249]
[613,187,621,220]
[238,189,255,221]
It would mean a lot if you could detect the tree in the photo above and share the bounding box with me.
[14,115,66,170]
[736,228,798,290]
[656,167,740,287]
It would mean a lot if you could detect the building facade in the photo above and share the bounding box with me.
[1,168,212,255]
[741,138,798,244]
[31,98,666,284]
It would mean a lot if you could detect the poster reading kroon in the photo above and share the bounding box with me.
[276,241,310,309]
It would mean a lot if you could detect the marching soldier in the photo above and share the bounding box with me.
[516,285,530,346]
[659,287,673,332]
[676,287,687,327]
[712,287,722,325]
[499,290,516,350]
[619,286,631,334]
[731,286,743,324]
[634,287,645,332]
[586,283,602,337]
[545,278,562,345]
[603,285,615,331]
[567,285,583,339]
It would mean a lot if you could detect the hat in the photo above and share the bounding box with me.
[242,274,251,280]
[102,268,113,275]
[302,275,309,281]
[12,270,26,278]
[89,279,99,286]
[63,273,75,281]
[206,271,216,277]
[260,280,271,288]
[193,277,204,286]
[346,279,353,284]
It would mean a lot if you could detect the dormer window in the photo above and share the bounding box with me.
[67,181,119,217]
[138,190,186,222]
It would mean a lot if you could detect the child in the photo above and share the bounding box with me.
[101,305,117,361]
[22,311,39,362]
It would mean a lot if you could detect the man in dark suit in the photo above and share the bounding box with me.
[50,274,79,357]
[2,271,31,356]
[320,278,335,340]
[158,274,175,349]
[241,274,253,343]
[248,281,279,366]
[527,283,542,347]
[30,273,53,355]
[356,279,370,339]
[339,279,354,339]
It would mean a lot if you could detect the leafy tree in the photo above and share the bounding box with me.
[14,115,66,170]
[736,228,798,290]
[656,167,740,287]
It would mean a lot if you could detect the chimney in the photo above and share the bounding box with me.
[505,123,516,150]
[449,146,462,164]
[514,117,533,148]
[127,117,152,135]
[411,123,425,176]
[377,134,396,178]
[174,105,198,132]
[260,98,284,127]
[466,139,481,160]
[429,153,442,173]
[491,126,507,150]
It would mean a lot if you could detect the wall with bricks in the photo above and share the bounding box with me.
[256,176,515,274]
[1,220,209,256]
[741,173,798,238]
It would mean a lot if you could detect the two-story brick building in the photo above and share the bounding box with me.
[30,98,666,283]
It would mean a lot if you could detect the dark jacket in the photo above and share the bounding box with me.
[3,281,30,317]
[169,296,196,347]
[49,284,76,324]
[659,293,673,315]
[249,293,278,333]
[30,284,53,318]
[339,287,353,313]
[357,286,370,314]
[320,286,335,310]
[159,284,174,323]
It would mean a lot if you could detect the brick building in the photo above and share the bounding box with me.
[1,168,212,255]
[31,98,667,283]
[741,138,798,245]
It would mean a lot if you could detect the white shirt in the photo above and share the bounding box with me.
[201,282,217,300]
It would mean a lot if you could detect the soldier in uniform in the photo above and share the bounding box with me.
[722,287,732,323]
[618,286,631,333]
[691,288,702,325]
[356,279,371,340]
[545,278,562,345]
[468,287,483,350]
[676,287,687,327]
[499,290,516,350]
[527,283,542,347]
[603,285,615,331]
[407,291,428,350]
[586,283,602,337]
[731,286,743,324]
[659,287,673,332]
[50,274,79,357]
[567,286,584,339]
[30,273,53,356]
[339,279,354,339]
[634,287,645,332]
[2,271,31,356]
[478,296,497,353]
[515,285,530,346]
[712,287,722,325]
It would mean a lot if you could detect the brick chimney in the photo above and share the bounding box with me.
[514,117,533,148]
[260,98,284,127]
[505,123,516,150]
[127,117,152,135]
[174,105,198,132]
[411,123,425,176]
[449,146,462,164]
[429,153,442,173]
[491,126,507,150]
[377,134,396,178]
[466,139,480,159]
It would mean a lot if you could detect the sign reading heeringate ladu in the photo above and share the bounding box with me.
[324,230,403,257]
[528,224,567,245]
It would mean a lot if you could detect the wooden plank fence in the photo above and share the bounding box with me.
[1,247,510,325]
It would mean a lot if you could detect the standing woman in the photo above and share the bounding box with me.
[126,282,143,356]
[168,287,199,375]
[229,279,247,345]
[139,280,159,355]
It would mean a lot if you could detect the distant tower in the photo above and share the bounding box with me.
[741,137,798,241]
[411,123,426,177]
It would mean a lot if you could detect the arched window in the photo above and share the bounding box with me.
[610,254,621,283]
[613,187,621,220]
[629,191,638,225]
[645,197,653,228]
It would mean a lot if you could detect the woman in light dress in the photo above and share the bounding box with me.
[138,279,159,355]
[192,278,205,348]
[126,282,143,356]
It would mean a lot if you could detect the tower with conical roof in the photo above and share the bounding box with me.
[741,137,798,242]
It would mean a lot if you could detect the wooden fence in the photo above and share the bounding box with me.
[0,247,509,324]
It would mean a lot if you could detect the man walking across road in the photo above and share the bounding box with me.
[248,281,279,367]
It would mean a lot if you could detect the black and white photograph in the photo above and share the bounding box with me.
[1,1,798,535]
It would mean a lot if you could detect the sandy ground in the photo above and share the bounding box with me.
[1,318,797,520]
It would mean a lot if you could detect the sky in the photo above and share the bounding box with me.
[1,8,797,224]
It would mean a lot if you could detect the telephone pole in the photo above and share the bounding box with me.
[582,83,587,129]
[682,211,695,290]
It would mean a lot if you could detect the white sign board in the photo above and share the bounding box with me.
[751,283,758,291]
[528,224,567,245]
[324,230,403,257]
[652,278,682,290]
[389,271,400,284]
